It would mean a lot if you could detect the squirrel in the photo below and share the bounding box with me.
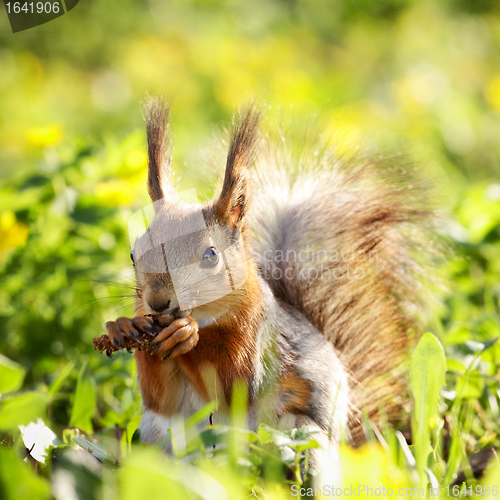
[103,96,435,478]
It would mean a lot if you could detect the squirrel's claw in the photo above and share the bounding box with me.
[128,330,140,342]
[113,337,123,348]
[149,316,199,359]
[162,331,199,360]
[148,342,161,355]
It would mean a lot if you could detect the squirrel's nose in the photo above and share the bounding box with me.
[148,299,171,314]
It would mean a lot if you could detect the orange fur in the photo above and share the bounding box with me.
[133,303,182,414]
[278,371,313,415]
[135,351,183,414]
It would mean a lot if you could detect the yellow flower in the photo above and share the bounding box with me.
[485,74,500,111]
[339,443,411,494]
[0,211,29,255]
[94,179,138,207]
[26,124,63,148]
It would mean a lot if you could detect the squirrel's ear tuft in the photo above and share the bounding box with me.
[215,105,260,228]
[144,95,173,203]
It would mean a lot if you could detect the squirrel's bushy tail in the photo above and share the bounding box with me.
[247,130,438,444]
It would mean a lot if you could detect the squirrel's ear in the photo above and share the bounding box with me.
[145,96,173,203]
[215,106,260,228]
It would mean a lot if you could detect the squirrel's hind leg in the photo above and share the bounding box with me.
[140,409,173,453]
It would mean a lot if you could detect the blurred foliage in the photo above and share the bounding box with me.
[1,0,500,498]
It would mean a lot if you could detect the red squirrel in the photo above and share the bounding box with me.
[103,97,434,477]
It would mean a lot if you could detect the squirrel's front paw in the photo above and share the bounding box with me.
[105,316,155,350]
[147,315,199,360]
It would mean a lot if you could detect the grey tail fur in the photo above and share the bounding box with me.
[247,130,438,445]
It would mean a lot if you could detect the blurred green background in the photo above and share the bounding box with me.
[1,0,500,497]
[3,0,500,371]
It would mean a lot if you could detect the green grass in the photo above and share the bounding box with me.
[1,331,499,498]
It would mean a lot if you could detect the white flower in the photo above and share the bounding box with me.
[18,418,57,464]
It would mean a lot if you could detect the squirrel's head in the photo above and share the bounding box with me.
[131,97,260,328]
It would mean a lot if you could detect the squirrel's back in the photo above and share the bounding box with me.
[246,130,437,444]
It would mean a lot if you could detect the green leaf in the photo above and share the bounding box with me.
[288,439,319,452]
[0,446,50,500]
[69,366,96,434]
[185,401,217,429]
[292,426,322,440]
[198,425,230,448]
[257,424,291,447]
[0,354,26,394]
[446,359,466,375]
[456,370,485,399]
[0,392,47,430]
[119,448,197,500]
[73,437,109,463]
[63,427,81,445]
[101,409,127,428]
[410,333,447,485]
[48,360,75,397]
[411,333,447,426]
[122,414,142,456]
[257,424,273,445]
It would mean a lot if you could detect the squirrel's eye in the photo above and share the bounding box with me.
[203,246,219,266]
[130,247,136,267]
